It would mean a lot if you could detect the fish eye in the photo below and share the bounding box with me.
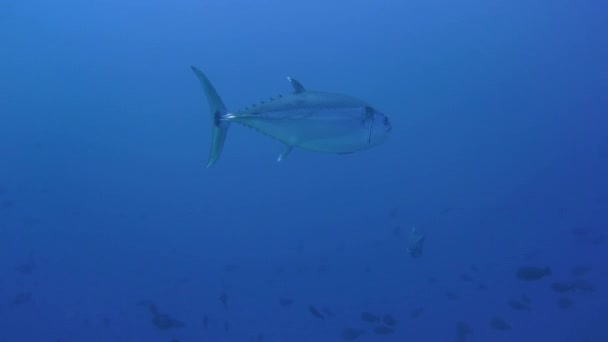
[383,117,392,132]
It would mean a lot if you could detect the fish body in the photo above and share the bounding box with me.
[191,67,392,167]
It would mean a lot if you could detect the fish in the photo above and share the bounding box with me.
[516,266,551,281]
[341,328,365,340]
[15,259,36,275]
[570,264,592,277]
[382,314,397,326]
[219,291,228,310]
[308,306,324,319]
[407,227,425,258]
[507,299,530,311]
[459,273,473,282]
[191,67,392,167]
[456,321,473,342]
[409,307,425,319]
[372,325,395,335]
[551,282,576,293]
[10,292,32,305]
[322,307,335,317]
[490,317,511,331]
[361,312,381,323]
[279,297,294,307]
[446,291,461,300]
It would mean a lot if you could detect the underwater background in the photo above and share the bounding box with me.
[1,0,607,341]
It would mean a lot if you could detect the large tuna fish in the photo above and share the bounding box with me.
[191,66,391,167]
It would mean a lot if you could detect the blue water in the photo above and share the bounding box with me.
[1,0,607,341]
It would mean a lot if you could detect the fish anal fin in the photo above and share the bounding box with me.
[277,145,294,162]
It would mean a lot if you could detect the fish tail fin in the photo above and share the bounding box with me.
[191,66,230,168]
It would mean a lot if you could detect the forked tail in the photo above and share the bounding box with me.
[191,66,230,168]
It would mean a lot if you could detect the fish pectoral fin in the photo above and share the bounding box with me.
[277,145,294,162]
[286,77,305,93]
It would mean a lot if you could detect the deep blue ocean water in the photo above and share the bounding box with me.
[1,0,607,341]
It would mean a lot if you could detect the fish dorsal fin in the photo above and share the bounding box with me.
[286,77,305,93]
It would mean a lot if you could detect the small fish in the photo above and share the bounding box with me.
[516,266,551,281]
[407,227,425,258]
[191,67,392,167]
[456,321,473,342]
[361,311,380,323]
[410,307,425,319]
[223,263,240,272]
[508,299,530,311]
[10,292,32,305]
[427,276,439,284]
[224,320,230,332]
[152,313,184,330]
[15,260,36,275]
[308,306,324,319]
[256,333,264,342]
[570,264,592,277]
[382,314,397,326]
[551,282,575,293]
[279,297,294,307]
[572,279,595,293]
[202,315,208,329]
[219,292,228,310]
[459,273,473,282]
[372,325,395,335]
[490,317,511,331]
[521,294,532,303]
[321,307,335,317]
[446,292,460,300]
[341,328,365,341]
